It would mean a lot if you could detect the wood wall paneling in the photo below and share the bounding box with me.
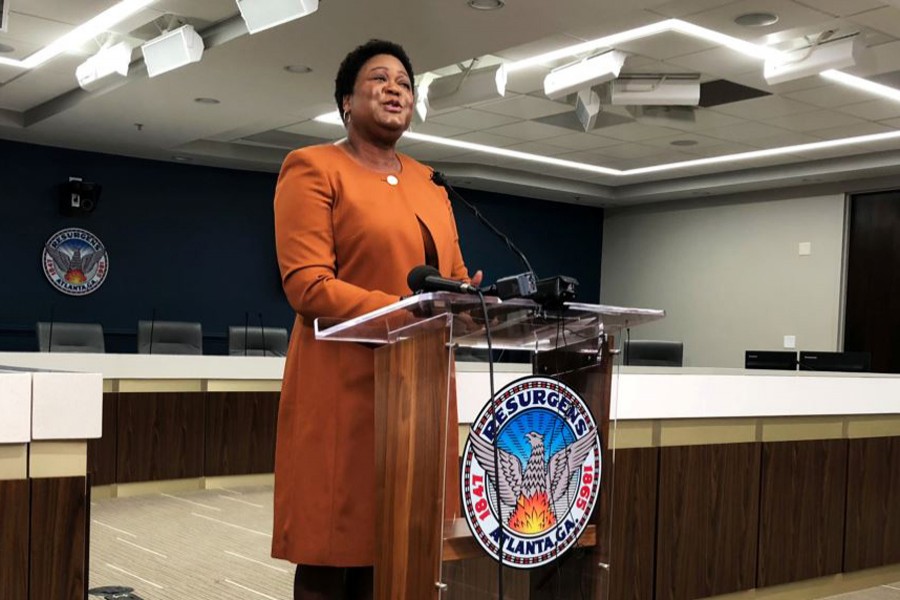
[656,443,761,600]
[205,391,279,476]
[845,436,900,571]
[0,479,29,600]
[30,476,86,600]
[757,440,848,587]
[87,392,118,486]
[116,392,205,483]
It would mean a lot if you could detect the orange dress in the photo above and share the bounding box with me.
[272,143,470,566]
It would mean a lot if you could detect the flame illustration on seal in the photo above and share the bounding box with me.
[44,243,106,284]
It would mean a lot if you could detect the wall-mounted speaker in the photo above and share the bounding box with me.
[59,178,102,216]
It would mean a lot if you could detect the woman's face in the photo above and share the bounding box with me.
[343,53,414,139]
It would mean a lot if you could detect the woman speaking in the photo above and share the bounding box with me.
[272,40,481,600]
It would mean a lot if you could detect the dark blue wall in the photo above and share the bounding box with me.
[0,139,602,353]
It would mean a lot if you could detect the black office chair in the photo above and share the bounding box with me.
[36,322,105,353]
[623,340,684,367]
[228,326,288,357]
[137,320,203,355]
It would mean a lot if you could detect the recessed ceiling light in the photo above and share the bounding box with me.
[670,139,699,146]
[0,43,15,54]
[734,12,779,27]
[467,0,504,10]
[194,97,221,104]
[284,64,313,74]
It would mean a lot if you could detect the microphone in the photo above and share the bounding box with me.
[47,305,55,353]
[148,308,156,355]
[407,265,478,294]
[431,171,578,308]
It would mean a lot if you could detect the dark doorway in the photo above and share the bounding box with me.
[844,191,900,373]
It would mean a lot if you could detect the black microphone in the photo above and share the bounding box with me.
[407,265,478,294]
[148,308,156,355]
[46,305,55,353]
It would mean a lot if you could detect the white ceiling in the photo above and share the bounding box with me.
[3,0,900,205]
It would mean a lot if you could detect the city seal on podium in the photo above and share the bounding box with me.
[461,375,602,569]
[42,228,109,296]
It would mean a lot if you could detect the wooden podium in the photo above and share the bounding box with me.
[315,293,663,599]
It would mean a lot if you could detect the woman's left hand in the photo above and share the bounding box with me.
[470,270,484,288]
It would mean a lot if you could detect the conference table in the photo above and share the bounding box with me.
[0,352,898,600]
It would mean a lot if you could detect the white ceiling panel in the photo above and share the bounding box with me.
[0,57,82,111]
[505,140,572,156]
[744,131,822,148]
[763,109,868,132]
[683,0,835,41]
[666,46,764,78]
[428,108,522,130]
[616,30,717,61]
[484,120,575,141]
[279,120,345,140]
[641,131,738,149]
[404,144,470,163]
[408,121,470,137]
[711,95,818,119]
[545,132,624,150]
[795,0,888,18]
[784,82,880,108]
[593,121,681,141]
[811,120,898,139]
[702,120,799,141]
[837,98,900,120]
[556,149,622,164]
[595,142,667,159]
[451,130,523,147]
[848,6,900,37]
[475,94,571,119]
[647,0,737,18]
[1,12,72,46]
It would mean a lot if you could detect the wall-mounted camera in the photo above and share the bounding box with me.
[59,177,102,216]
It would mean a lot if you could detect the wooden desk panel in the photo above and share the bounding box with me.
[0,479,29,600]
[757,439,848,586]
[205,391,278,476]
[845,436,900,571]
[87,393,118,486]
[117,392,205,483]
[30,476,86,600]
[656,443,761,600]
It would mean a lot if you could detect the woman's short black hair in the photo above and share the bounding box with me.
[334,39,415,124]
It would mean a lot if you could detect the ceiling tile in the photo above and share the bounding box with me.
[451,131,522,147]
[667,46,765,78]
[404,144,470,163]
[617,30,717,61]
[744,131,822,148]
[642,131,738,149]
[794,0,888,18]
[837,98,900,120]
[505,140,572,155]
[784,82,879,108]
[428,108,521,130]
[848,6,900,37]
[476,94,571,119]
[544,132,623,150]
[556,150,618,165]
[763,109,868,132]
[409,121,470,137]
[280,120,344,139]
[682,0,835,40]
[811,120,898,139]
[661,108,748,131]
[484,120,575,141]
[595,143,667,159]
[592,122,681,141]
[879,116,900,127]
[676,141,761,157]
[711,95,818,119]
[702,121,798,141]
[647,0,738,18]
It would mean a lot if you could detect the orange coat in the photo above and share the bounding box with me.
[272,144,470,566]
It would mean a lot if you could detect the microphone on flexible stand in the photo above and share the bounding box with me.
[407,265,479,295]
[257,312,267,357]
[431,170,578,308]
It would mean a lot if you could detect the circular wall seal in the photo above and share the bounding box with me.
[42,228,109,296]
[461,375,602,569]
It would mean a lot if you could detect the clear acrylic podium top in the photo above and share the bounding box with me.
[315,292,665,351]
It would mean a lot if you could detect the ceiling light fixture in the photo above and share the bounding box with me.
[425,64,507,111]
[820,69,900,103]
[734,12,779,27]
[543,50,626,100]
[236,0,319,34]
[467,0,505,10]
[141,24,204,78]
[764,34,865,85]
[76,41,133,91]
[0,0,156,70]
